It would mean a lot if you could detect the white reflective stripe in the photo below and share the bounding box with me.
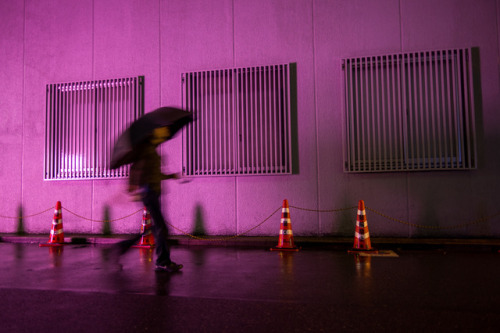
[52,220,61,225]
[281,218,291,223]
[50,229,64,235]
[357,209,365,215]
[279,229,293,235]
[355,231,370,240]
[356,221,368,227]
[282,208,289,213]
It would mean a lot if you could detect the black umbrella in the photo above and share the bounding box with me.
[110,107,193,169]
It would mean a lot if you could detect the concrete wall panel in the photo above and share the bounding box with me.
[0,1,24,232]
[313,0,409,236]
[401,0,500,237]
[22,0,94,233]
[92,0,162,234]
[161,0,236,235]
[234,0,319,236]
[0,0,499,237]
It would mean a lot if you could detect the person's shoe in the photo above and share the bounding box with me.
[155,262,183,272]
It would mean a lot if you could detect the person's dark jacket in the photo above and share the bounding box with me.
[129,144,174,195]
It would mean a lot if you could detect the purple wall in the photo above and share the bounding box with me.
[1,0,499,238]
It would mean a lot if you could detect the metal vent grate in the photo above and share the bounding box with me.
[342,48,477,172]
[182,64,293,176]
[45,76,144,180]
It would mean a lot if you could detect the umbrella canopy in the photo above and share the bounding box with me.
[110,107,193,169]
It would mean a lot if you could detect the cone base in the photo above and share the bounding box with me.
[348,248,378,254]
[132,244,155,248]
[270,246,300,252]
[39,243,65,247]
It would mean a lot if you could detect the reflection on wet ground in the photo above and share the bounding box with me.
[1,243,499,332]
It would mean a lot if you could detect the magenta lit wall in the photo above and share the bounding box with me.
[1,0,499,238]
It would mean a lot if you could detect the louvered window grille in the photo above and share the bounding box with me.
[342,48,477,172]
[45,76,144,180]
[182,64,293,176]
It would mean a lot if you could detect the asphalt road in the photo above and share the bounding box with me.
[0,242,499,332]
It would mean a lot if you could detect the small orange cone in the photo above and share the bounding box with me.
[133,207,155,248]
[348,200,377,253]
[39,201,65,247]
[270,199,299,252]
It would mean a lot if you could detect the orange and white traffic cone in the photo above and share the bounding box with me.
[270,199,299,252]
[348,200,377,253]
[39,201,65,247]
[133,207,155,248]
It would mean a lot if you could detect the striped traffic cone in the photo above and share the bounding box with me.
[348,200,377,253]
[133,207,155,248]
[39,201,65,247]
[270,199,299,252]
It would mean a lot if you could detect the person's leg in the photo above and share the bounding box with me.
[115,233,142,255]
[142,189,171,266]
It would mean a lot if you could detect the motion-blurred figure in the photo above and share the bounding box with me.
[110,107,193,272]
[127,126,182,271]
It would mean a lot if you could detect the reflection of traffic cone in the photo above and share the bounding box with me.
[48,245,64,267]
[278,251,295,275]
[139,247,154,266]
[353,254,372,279]
[133,207,155,248]
[39,201,65,247]
[270,199,299,252]
[348,200,377,253]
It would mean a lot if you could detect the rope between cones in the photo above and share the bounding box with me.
[289,205,357,213]
[0,207,54,220]
[63,207,143,223]
[2,202,500,234]
[367,207,500,230]
[167,207,282,241]
[0,207,143,223]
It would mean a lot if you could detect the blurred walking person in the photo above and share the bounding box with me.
[110,107,193,272]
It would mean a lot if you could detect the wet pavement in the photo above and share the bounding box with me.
[0,241,499,332]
